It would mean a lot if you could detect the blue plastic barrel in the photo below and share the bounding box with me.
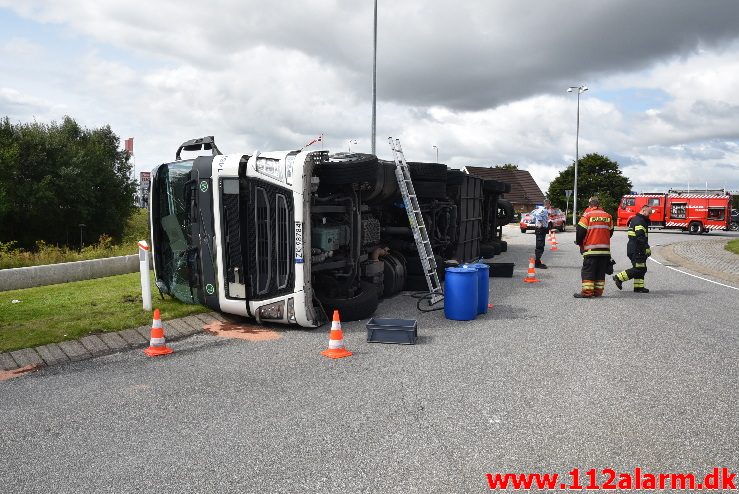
[464,263,490,314]
[444,267,478,321]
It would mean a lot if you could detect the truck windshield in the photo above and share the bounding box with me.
[152,161,204,304]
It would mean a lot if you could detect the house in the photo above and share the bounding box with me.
[464,166,545,214]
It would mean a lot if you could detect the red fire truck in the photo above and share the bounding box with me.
[616,190,733,234]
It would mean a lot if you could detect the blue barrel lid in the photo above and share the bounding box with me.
[462,263,490,271]
[446,266,477,274]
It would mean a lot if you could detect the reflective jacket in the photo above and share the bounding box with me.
[576,207,614,256]
[627,213,650,259]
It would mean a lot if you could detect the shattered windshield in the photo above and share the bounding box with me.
[154,161,204,304]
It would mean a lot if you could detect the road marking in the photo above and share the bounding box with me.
[649,257,739,291]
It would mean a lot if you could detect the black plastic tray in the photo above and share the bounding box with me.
[366,318,418,345]
[485,262,514,278]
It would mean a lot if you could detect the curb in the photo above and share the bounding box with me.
[0,312,226,374]
[656,240,739,286]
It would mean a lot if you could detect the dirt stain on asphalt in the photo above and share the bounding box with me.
[202,320,282,341]
[0,365,41,381]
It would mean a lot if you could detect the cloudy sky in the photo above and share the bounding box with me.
[1,0,739,194]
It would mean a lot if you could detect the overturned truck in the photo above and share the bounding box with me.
[149,137,514,327]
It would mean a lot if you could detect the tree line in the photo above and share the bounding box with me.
[0,116,137,250]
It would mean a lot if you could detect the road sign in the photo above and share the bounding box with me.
[565,189,572,198]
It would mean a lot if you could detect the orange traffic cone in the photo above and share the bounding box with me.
[550,231,559,251]
[523,257,541,283]
[320,310,352,359]
[144,309,174,357]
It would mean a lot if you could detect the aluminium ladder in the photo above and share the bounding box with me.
[388,137,444,304]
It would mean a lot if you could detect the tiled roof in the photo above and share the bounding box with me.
[464,166,545,205]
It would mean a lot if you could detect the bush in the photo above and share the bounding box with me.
[0,209,150,269]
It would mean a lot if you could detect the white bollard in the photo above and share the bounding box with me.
[138,240,152,311]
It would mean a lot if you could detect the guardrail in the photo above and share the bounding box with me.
[0,255,144,291]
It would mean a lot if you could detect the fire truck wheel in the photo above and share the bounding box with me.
[688,222,703,235]
[730,222,738,231]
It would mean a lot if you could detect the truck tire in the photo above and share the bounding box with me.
[413,180,448,199]
[688,221,702,235]
[316,281,379,322]
[381,250,406,297]
[446,169,465,186]
[317,153,380,185]
[497,199,515,226]
[409,162,447,182]
[730,222,738,232]
[479,242,501,258]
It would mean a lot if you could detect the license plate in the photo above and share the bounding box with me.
[295,221,303,261]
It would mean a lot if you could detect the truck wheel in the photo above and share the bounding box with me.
[479,242,501,258]
[497,199,515,226]
[409,162,447,182]
[688,222,702,235]
[316,153,380,185]
[730,222,738,231]
[558,222,565,232]
[520,228,527,234]
[413,180,448,199]
[381,251,406,297]
[316,281,379,322]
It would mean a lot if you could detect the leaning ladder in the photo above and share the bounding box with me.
[388,137,444,304]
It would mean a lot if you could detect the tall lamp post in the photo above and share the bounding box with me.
[371,0,377,155]
[432,145,438,163]
[567,85,588,226]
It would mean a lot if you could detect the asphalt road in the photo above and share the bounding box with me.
[1,227,737,493]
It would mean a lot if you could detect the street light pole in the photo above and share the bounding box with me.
[567,85,588,225]
[371,0,377,155]
[432,145,438,163]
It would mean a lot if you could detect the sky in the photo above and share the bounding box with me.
[1,0,739,195]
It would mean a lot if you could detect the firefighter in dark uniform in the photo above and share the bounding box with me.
[613,204,651,293]
[574,197,614,298]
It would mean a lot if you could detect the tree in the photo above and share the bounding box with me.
[547,153,632,218]
[0,116,137,249]
[495,163,519,170]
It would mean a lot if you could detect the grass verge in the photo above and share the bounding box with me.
[726,239,739,256]
[0,272,208,352]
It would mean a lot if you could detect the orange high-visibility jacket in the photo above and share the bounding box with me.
[576,207,614,256]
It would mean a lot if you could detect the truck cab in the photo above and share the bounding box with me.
[150,137,324,327]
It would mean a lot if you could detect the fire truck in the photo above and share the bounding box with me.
[616,190,733,234]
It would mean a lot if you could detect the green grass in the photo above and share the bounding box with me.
[726,239,739,256]
[0,209,150,269]
[0,272,208,352]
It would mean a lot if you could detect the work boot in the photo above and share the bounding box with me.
[535,260,548,269]
[573,292,592,298]
[634,287,650,293]
[612,275,623,290]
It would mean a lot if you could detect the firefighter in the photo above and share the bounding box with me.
[531,200,552,269]
[574,197,614,298]
[613,204,651,293]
